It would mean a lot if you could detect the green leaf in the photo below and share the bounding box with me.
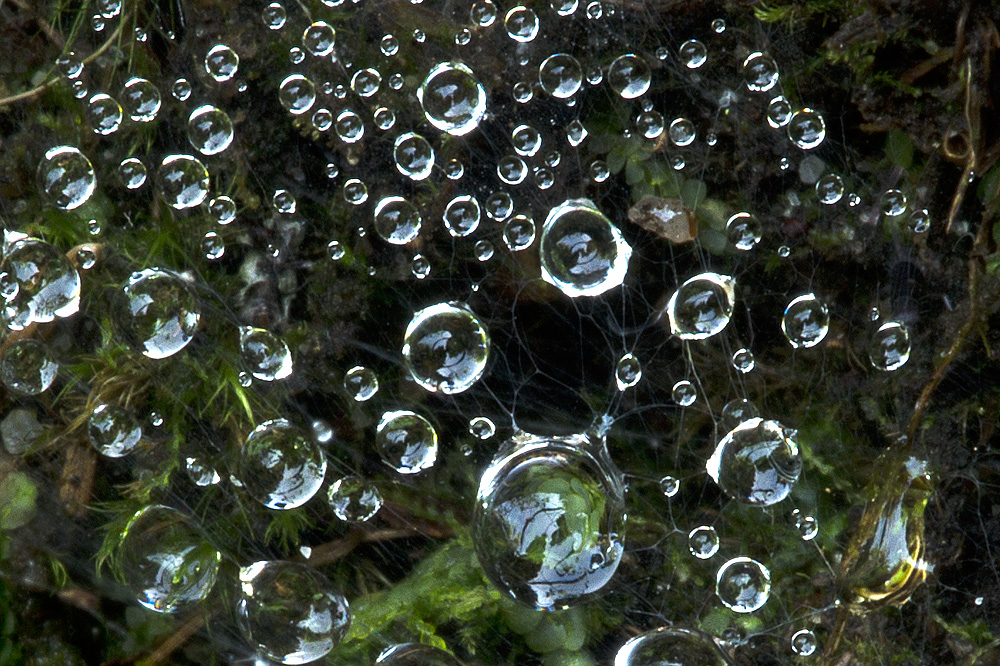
[886,129,914,170]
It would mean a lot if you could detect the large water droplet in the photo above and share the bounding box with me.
[279,74,316,115]
[0,237,81,330]
[726,212,761,250]
[344,365,379,401]
[473,431,626,610]
[716,556,771,613]
[665,273,736,340]
[538,54,583,99]
[742,51,779,92]
[0,339,57,395]
[38,145,96,210]
[870,321,911,371]
[124,268,200,359]
[418,62,487,136]
[237,560,350,664]
[119,505,221,613]
[614,627,729,666]
[203,44,238,82]
[540,199,632,298]
[678,39,708,68]
[504,6,539,41]
[302,20,336,56]
[706,417,802,506]
[86,93,123,134]
[187,104,234,155]
[239,326,293,381]
[374,196,422,245]
[121,77,161,122]
[688,525,720,559]
[781,293,830,348]
[443,195,481,237]
[238,419,327,510]
[88,404,142,457]
[816,173,844,204]
[402,302,490,393]
[376,410,439,474]
[157,154,209,209]
[119,157,147,189]
[607,54,651,99]
[328,475,383,522]
[393,132,435,180]
[787,108,826,150]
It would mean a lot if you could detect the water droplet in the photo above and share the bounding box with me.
[511,124,542,157]
[538,54,583,99]
[57,52,83,79]
[688,525,720,559]
[678,39,707,68]
[344,365,379,401]
[607,54,651,99]
[199,231,222,259]
[376,410,439,474]
[121,77,161,122]
[38,145,96,210]
[239,419,326,509]
[279,74,316,115]
[262,2,287,29]
[720,399,760,433]
[787,108,826,150]
[75,245,97,269]
[585,1,603,19]
[204,44,239,82]
[485,191,514,221]
[668,117,696,146]
[327,239,345,260]
[470,0,498,25]
[636,110,664,139]
[659,475,679,497]
[711,17,726,32]
[880,189,907,217]
[475,240,495,261]
[239,326,292,381]
[393,132,435,180]
[672,380,697,406]
[791,629,818,656]
[349,68,381,98]
[707,417,802,506]
[766,95,792,128]
[793,510,819,540]
[781,293,830,348]
[410,254,430,279]
[157,154,209,209]
[473,431,626,610]
[505,6,539,41]
[119,157,147,189]
[615,353,641,390]
[124,268,200,359]
[539,199,632,298]
[119,506,221,613]
[1,339,57,395]
[373,196,422,245]
[343,178,368,205]
[815,173,844,204]
[726,212,761,250]
[566,119,588,146]
[186,104,233,155]
[418,62,487,136]
[0,237,81,330]
[171,77,192,101]
[208,195,235,225]
[469,416,496,440]
[237,560,349,664]
[303,21,336,56]
[731,348,755,373]
[88,404,142,457]
[665,273,736,340]
[87,219,102,235]
[615,627,728,666]
[716,557,771,613]
[870,321,911,371]
[272,189,296,215]
[86,93,122,135]
[589,160,609,183]
[402,302,490,394]
[503,214,536,251]
[444,158,463,179]
[907,208,930,234]
[742,51,779,92]
[493,148,529,181]
[185,456,221,486]
[778,244,791,257]
[443,195,481,237]
[328,475,382,522]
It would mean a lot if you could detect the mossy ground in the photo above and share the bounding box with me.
[1,0,1000,665]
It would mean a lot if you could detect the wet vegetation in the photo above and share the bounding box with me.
[0,0,1000,664]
